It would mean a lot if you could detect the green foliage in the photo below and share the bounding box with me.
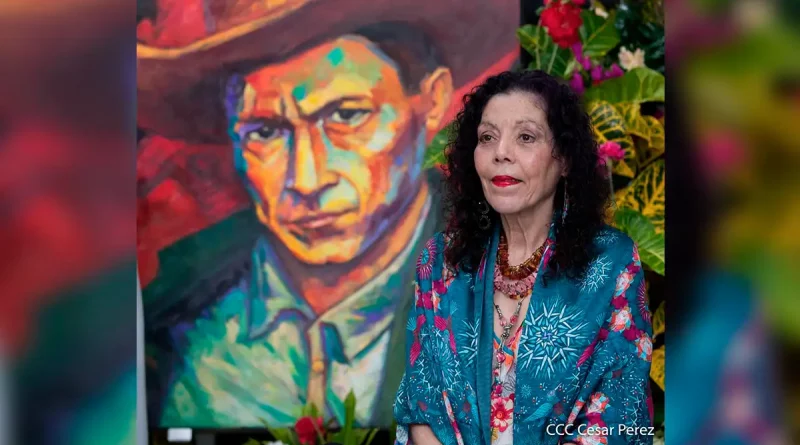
[255,391,378,445]
[579,10,620,59]
[582,67,665,104]
[422,124,451,169]
[518,24,574,79]
[613,207,665,275]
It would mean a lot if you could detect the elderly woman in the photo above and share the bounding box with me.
[393,70,654,445]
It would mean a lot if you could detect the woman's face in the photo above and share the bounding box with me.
[474,90,566,216]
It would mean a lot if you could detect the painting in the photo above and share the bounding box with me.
[136,0,519,428]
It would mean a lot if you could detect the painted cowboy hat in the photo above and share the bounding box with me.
[136,0,519,143]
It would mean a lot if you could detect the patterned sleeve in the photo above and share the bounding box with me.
[393,233,457,445]
[565,242,654,445]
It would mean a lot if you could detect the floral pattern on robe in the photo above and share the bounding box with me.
[393,224,654,445]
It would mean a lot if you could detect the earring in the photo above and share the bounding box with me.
[478,200,491,230]
[561,180,569,225]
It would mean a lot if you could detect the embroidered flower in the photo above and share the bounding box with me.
[433,279,447,296]
[434,316,449,331]
[636,331,653,361]
[417,242,436,279]
[417,291,434,309]
[637,280,652,324]
[587,392,610,414]
[491,396,514,432]
[611,295,628,309]
[442,263,456,287]
[623,325,641,342]
[567,398,585,424]
[449,330,457,354]
[614,270,635,295]
[432,291,441,312]
[609,308,633,332]
[632,245,641,265]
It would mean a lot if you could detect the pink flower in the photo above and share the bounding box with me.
[491,396,514,432]
[433,279,447,295]
[587,392,610,414]
[623,325,641,342]
[604,63,624,80]
[417,291,434,309]
[590,64,605,85]
[571,43,592,71]
[570,71,586,95]
[434,316,448,331]
[611,295,628,309]
[598,141,625,162]
[636,332,653,361]
[614,270,635,295]
[609,308,632,332]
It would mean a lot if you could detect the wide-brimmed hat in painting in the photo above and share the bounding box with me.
[136,0,519,143]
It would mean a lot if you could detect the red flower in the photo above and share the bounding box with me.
[295,416,324,445]
[417,291,434,309]
[541,1,583,48]
[491,396,515,432]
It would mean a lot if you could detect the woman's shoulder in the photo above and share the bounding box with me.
[591,224,638,264]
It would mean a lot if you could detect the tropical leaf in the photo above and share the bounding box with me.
[650,345,665,390]
[422,124,450,169]
[615,159,665,232]
[518,24,574,79]
[579,10,620,59]
[583,67,665,104]
[636,115,665,168]
[613,207,665,275]
[652,301,665,338]
[587,101,637,177]
[613,103,650,142]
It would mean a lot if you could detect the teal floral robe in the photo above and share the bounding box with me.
[393,223,654,445]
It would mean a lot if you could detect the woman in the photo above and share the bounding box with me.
[393,70,653,445]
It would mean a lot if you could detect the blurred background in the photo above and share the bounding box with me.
[0,0,799,444]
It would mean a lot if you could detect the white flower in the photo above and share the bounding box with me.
[594,7,609,18]
[618,46,646,71]
[265,442,287,445]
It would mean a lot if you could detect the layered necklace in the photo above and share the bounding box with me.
[491,231,547,397]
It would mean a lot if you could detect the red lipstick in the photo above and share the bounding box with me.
[491,175,521,187]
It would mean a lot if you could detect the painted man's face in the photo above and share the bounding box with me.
[228,36,451,264]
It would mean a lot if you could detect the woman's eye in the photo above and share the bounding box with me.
[479,134,493,143]
[245,127,280,142]
[330,108,371,126]
[520,133,535,143]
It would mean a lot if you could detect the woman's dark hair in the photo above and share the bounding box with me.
[443,70,609,282]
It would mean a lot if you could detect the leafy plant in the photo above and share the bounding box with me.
[517,24,574,78]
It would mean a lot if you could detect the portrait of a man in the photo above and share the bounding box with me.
[136,0,519,428]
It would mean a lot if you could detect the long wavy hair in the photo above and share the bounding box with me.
[443,70,609,282]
